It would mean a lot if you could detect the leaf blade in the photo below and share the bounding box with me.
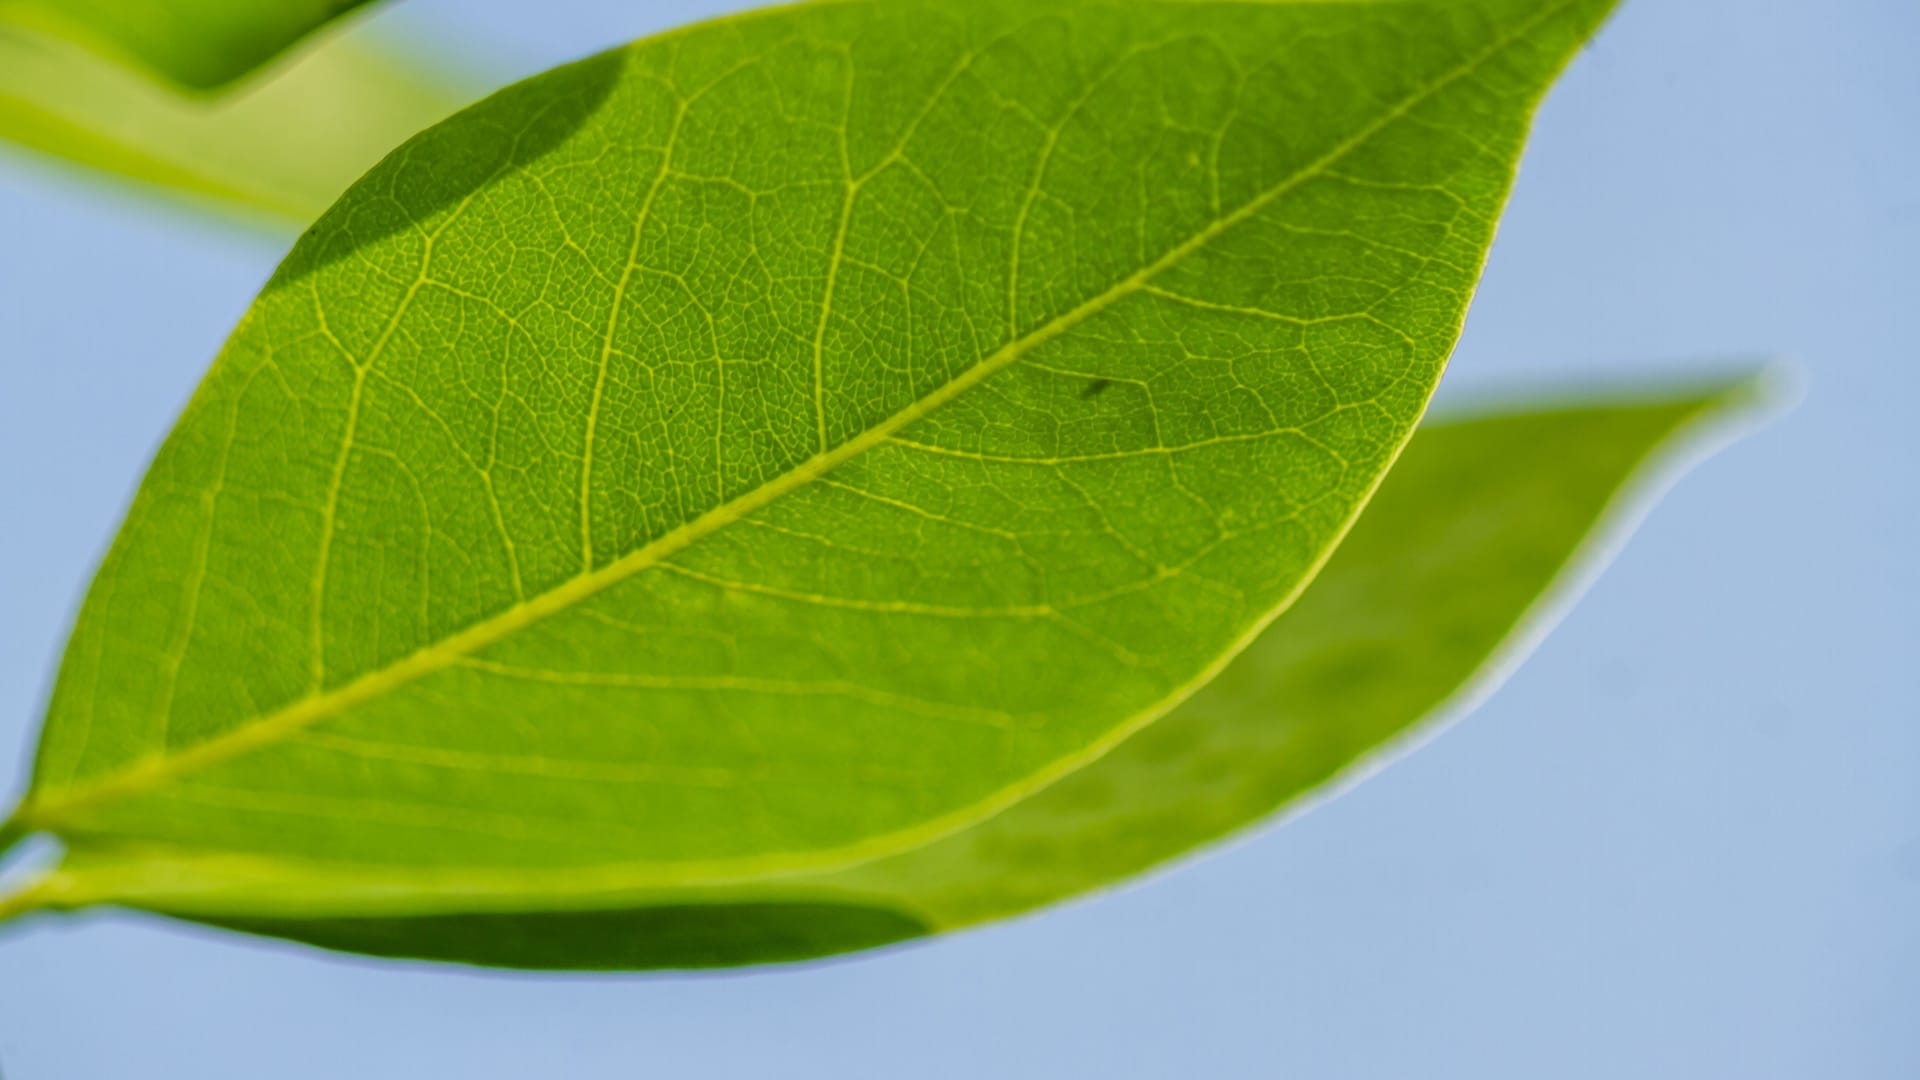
[13,0,1620,904]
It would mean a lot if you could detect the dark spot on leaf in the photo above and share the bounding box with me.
[1080,378,1113,399]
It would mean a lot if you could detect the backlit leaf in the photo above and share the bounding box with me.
[2,0,1621,935]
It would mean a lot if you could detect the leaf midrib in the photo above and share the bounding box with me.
[13,0,1575,839]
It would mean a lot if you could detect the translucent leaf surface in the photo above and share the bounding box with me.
[3,0,1620,925]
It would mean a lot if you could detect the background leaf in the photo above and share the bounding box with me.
[0,21,475,224]
[28,375,1776,967]
[4,0,1618,920]
[0,0,379,91]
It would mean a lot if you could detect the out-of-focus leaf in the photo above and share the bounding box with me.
[0,22,474,224]
[0,0,378,90]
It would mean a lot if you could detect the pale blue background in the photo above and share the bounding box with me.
[0,1,1913,1076]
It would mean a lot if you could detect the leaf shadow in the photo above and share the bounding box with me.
[196,900,932,972]
[266,48,625,288]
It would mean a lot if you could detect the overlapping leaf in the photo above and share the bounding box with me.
[1,0,1624,950]
[25,379,1771,967]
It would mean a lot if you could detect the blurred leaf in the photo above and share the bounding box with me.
[3,0,1620,944]
[39,377,1776,968]
[0,21,475,224]
[0,0,378,90]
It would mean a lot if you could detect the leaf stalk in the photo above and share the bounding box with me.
[0,815,53,931]
[0,813,26,865]
[0,875,52,929]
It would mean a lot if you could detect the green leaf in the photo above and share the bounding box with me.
[0,22,475,224]
[3,0,1619,924]
[19,376,1775,968]
[0,0,377,90]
